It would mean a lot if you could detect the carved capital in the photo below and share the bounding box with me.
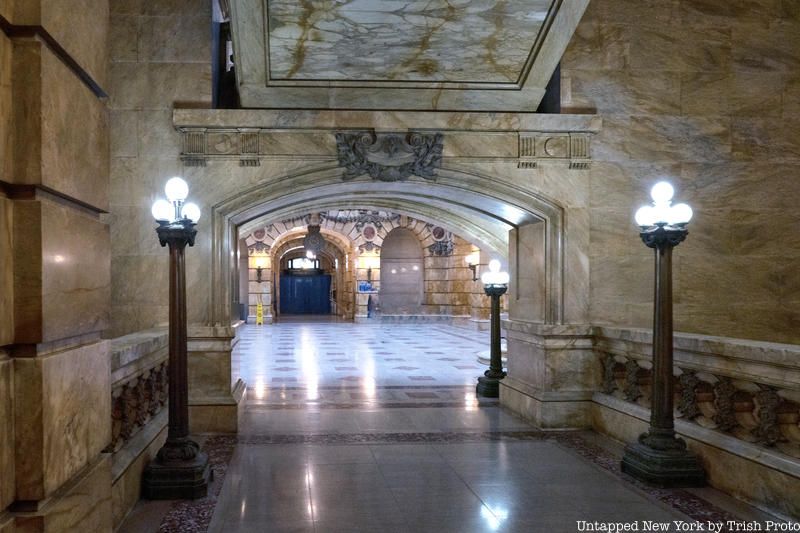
[156,219,197,248]
[640,225,688,249]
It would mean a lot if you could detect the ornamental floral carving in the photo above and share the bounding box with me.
[677,371,700,420]
[713,378,737,432]
[107,362,168,454]
[335,131,444,181]
[599,352,800,460]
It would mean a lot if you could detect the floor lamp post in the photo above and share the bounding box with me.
[143,177,210,499]
[621,181,706,487]
[476,260,509,398]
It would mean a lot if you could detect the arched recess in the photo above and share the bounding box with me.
[268,229,354,319]
[380,228,424,315]
[210,164,565,327]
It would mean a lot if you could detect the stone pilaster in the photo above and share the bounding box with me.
[187,325,246,433]
[500,321,598,429]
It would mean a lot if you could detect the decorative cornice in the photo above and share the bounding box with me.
[175,122,595,170]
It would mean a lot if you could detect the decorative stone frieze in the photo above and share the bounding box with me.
[174,114,597,171]
[600,354,800,459]
[107,361,168,454]
[428,239,454,256]
[321,210,401,230]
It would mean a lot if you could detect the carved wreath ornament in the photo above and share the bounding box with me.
[335,131,444,181]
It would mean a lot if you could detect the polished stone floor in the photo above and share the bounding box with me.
[121,321,774,533]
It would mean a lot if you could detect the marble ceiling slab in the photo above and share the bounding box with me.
[267,0,552,83]
[229,0,590,110]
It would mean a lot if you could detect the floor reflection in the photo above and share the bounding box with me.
[233,321,491,408]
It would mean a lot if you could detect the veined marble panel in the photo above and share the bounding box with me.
[14,340,111,501]
[0,355,13,512]
[0,197,12,346]
[266,0,551,83]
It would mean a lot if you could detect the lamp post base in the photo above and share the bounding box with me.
[476,371,505,398]
[142,448,210,500]
[621,440,706,488]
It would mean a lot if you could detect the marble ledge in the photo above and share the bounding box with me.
[110,328,167,377]
[188,323,240,340]
[173,108,602,134]
[9,331,104,358]
[503,319,594,340]
[593,392,800,480]
[594,326,800,366]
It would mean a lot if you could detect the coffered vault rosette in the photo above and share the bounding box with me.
[228,0,590,110]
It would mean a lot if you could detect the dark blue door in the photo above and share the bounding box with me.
[280,275,331,314]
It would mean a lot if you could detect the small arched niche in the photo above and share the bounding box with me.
[379,228,424,315]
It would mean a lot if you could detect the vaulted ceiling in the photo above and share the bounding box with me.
[228,0,590,111]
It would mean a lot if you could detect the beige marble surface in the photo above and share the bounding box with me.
[11,0,109,89]
[112,414,166,528]
[13,198,110,344]
[11,42,109,211]
[13,455,112,533]
[563,0,800,344]
[0,31,11,187]
[0,197,12,346]
[0,356,13,513]
[266,0,551,83]
[13,340,111,501]
[230,0,587,110]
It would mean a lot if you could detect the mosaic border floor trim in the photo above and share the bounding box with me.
[157,436,236,533]
[157,430,745,532]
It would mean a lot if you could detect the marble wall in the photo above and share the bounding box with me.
[1,0,113,529]
[563,0,800,344]
[108,0,212,337]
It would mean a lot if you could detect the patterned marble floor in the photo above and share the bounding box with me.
[233,321,493,410]
[120,321,777,533]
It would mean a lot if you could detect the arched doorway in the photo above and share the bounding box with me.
[379,228,424,315]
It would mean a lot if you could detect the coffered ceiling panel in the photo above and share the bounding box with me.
[229,0,590,110]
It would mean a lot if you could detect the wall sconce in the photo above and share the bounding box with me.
[357,253,381,283]
[254,256,267,283]
[465,251,481,281]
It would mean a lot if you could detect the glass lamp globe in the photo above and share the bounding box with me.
[668,203,693,225]
[650,181,674,204]
[164,177,189,202]
[481,259,509,286]
[151,199,173,222]
[635,205,654,227]
[181,202,201,223]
